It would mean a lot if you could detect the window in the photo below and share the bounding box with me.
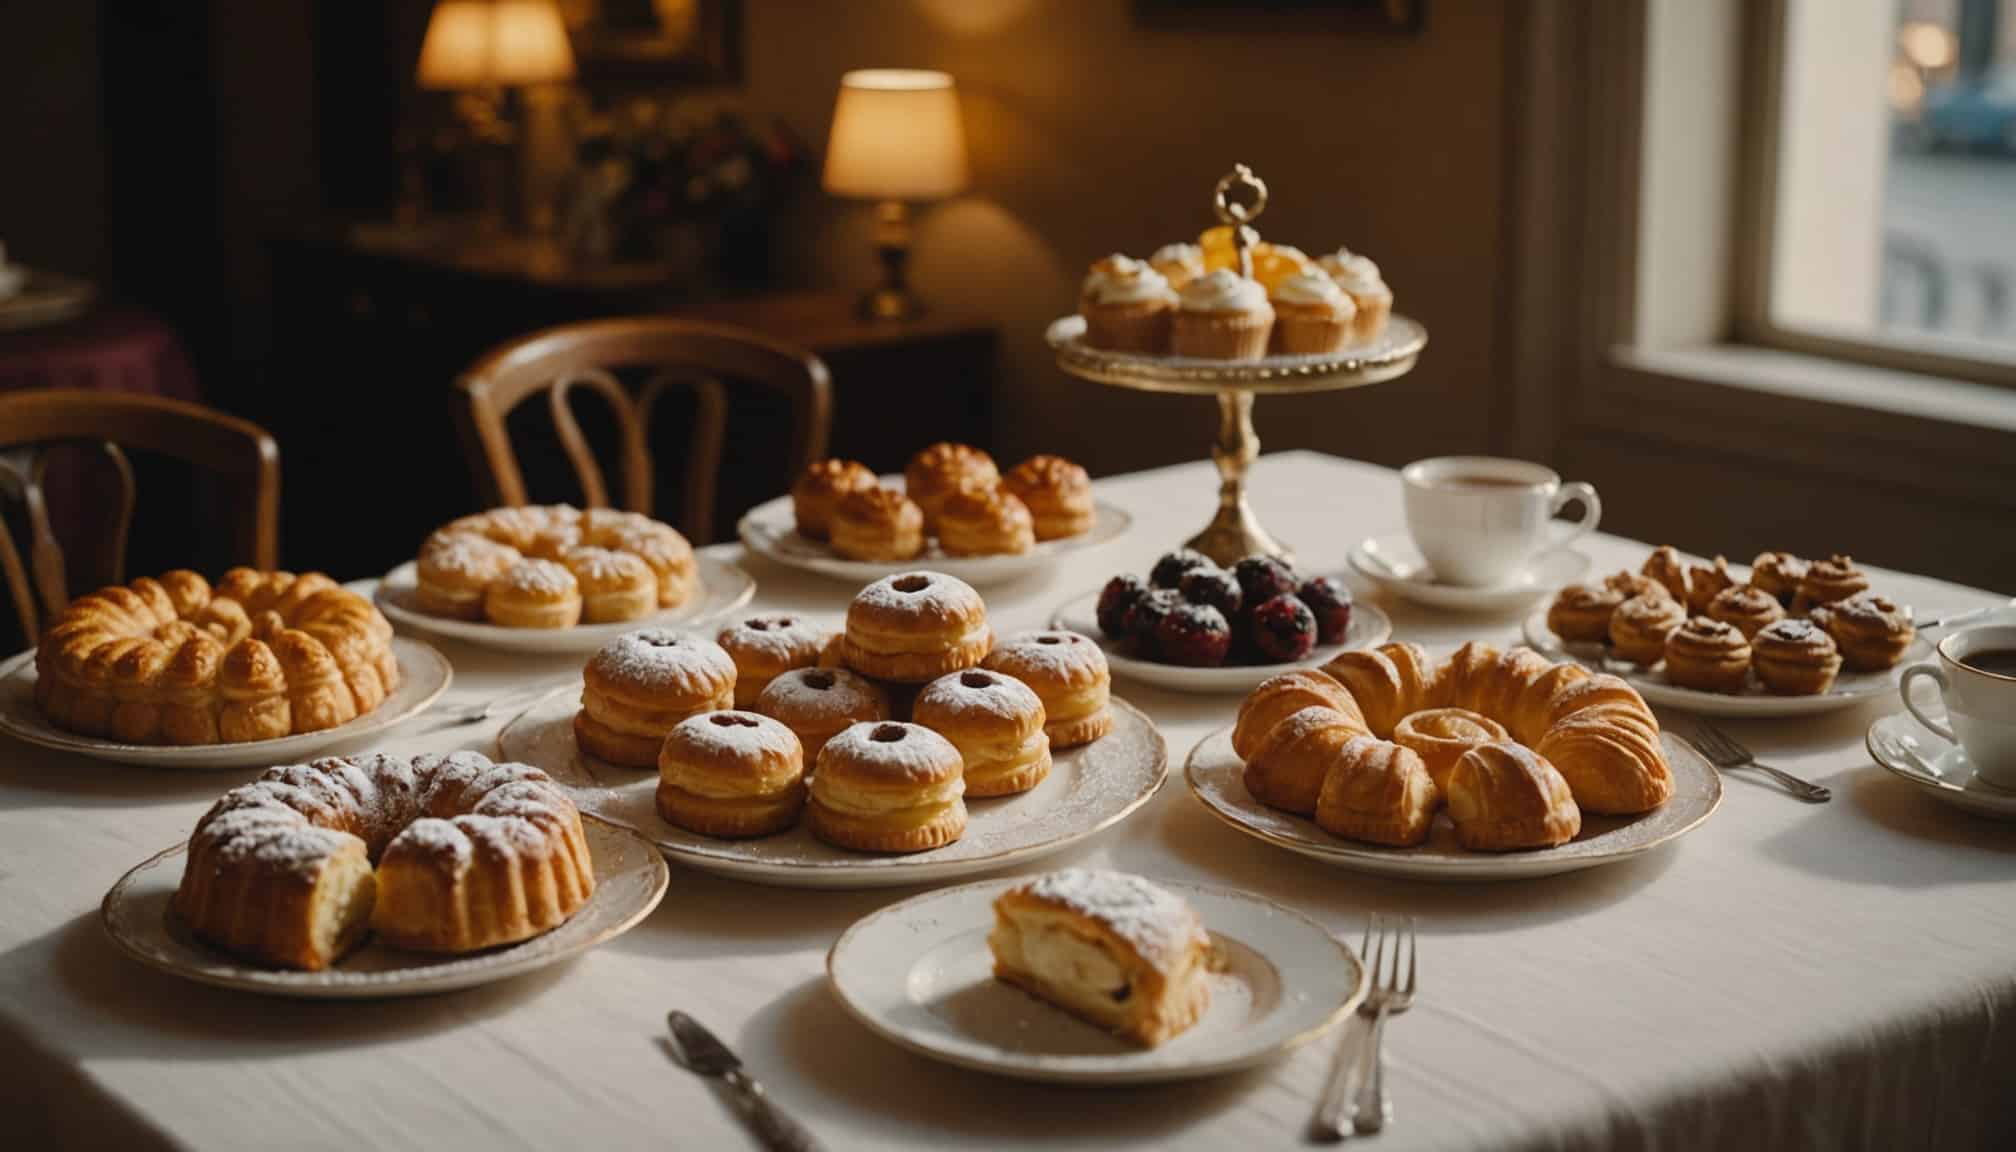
[1752,0,2016,377]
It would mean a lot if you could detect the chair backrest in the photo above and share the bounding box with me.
[452,317,833,543]
[0,389,279,641]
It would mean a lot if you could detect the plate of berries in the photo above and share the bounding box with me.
[1052,551,1392,693]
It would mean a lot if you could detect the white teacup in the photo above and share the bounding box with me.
[1400,456,1602,587]
[1901,624,2016,788]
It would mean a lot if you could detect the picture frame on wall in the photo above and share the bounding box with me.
[1133,0,1426,36]
[559,0,744,89]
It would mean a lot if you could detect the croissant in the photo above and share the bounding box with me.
[1534,715,1674,815]
[1444,743,1581,851]
[1320,642,1440,737]
[1242,706,1365,816]
[1232,669,1367,760]
[1314,735,1438,848]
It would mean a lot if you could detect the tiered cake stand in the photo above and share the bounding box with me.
[1047,165,1428,566]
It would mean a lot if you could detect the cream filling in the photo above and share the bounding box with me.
[1016,924,1129,997]
[809,773,964,816]
[850,622,991,658]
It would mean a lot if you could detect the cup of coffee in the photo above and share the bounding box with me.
[1900,624,2016,788]
[1400,456,1602,587]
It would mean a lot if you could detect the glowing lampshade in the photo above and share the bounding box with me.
[418,0,576,89]
[822,70,969,201]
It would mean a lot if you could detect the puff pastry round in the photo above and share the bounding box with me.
[1661,616,1752,694]
[843,571,992,684]
[808,721,967,853]
[913,668,1051,796]
[484,559,582,629]
[1608,592,1686,664]
[1749,551,1809,606]
[1706,584,1785,639]
[655,711,806,837]
[717,614,830,708]
[791,458,878,542]
[1811,591,1915,672]
[755,666,890,762]
[575,629,737,769]
[1001,455,1095,540]
[563,546,658,625]
[936,483,1035,557]
[1793,554,1869,613]
[419,504,695,625]
[1546,581,1624,643]
[1444,742,1581,852]
[1392,707,1509,795]
[831,487,925,563]
[416,532,520,619]
[981,628,1114,748]
[1750,618,1842,695]
[903,442,999,531]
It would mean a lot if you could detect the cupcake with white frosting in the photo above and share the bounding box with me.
[1269,271,1358,355]
[1149,243,1204,291]
[1172,269,1274,360]
[1079,254,1179,353]
[1318,247,1393,343]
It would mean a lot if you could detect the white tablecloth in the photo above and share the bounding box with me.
[3,452,2013,1151]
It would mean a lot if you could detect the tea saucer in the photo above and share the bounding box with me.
[1347,535,1589,612]
[1866,711,2016,820]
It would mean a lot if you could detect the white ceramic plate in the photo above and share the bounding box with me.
[1186,726,1722,881]
[1349,535,1591,613]
[0,636,452,770]
[736,476,1133,585]
[101,817,668,998]
[374,554,755,655]
[1521,608,1930,718]
[1051,587,1392,695]
[1866,709,2016,820]
[497,687,1167,889]
[826,876,1366,1083]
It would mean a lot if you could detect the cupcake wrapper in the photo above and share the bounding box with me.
[1082,301,1174,354]
[1172,309,1274,360]
[1272,313,1351,356]
[1349,295,1393,345]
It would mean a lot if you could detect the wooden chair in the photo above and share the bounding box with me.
[451,317,833,544]
[0,389,280,642]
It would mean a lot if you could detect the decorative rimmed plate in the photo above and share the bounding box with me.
[0,636,452,770]
[1867,709,2016,820]
[1349,535,1591,613]
[1046,313,1427,395]
[826,876,1366,1084]
[1186,726,1722,881]
[373,554,755,655]
[498,688,1167,889]
[101,817,668,998]
[736,477,1132,585]
[1521,609,1929,718]
[1050,587,1391,694]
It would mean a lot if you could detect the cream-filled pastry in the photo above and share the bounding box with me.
[913,668,1050,797]
[655,710,806,838]
[807,721,967,853]
[574,629,736,769]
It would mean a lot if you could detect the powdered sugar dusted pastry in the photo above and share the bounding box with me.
[791,458,878,542]
[808,721,966,853]
[416,532,521,619]
[988,869,1211,1048]
[483,558,582,630]
[1001,455,1095,541]
[717,614,830,708]
[982,628,1113,748]
[913,668,1050,797]
[831,487,925,563]
[656,711,806,838]
[843,571,992,684]
[562,546,658,624]
[575,629,736,769]
[755,666,889,762]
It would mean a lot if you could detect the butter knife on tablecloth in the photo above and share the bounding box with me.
[666,1011,822,1152]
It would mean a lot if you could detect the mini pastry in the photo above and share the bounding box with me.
[562,546,658,624]
[574,629,737,769]
[1531,710,1673,815]
[983,628,1114,748]
[1444,742,1581,852]
[1811,591,1916,672]
[1242,705,1363,816]
[1002,455,1095,540]
[655,711,806,838]
[1318,248,1394,343]
[717,614,830,708]
[1079,254,1178,353]
[1268,272,1358,355]
[1662,616,1753,694]
[755,666,889,762]
[605,521,699,609]
[1148,242,1204,291]
[1547,581,1625,643]
[989,869,1211,1048]
[1750,618,1842,695]
[1231,669,1366,761]
[483,559,583,630]
[1314,734,1438,848]
[1686,556,1737,615]
[830,487,925,563]
[808,721,966,853]
[844,571,992,684]
[1706,584,1785,639]
[936,483,1036,557]
[1640,545,1692,604]
[1793,554,1871,612]
[913,668,1051,797]
[1320,641,1440,737]
[1392,707,1510,795]
[904,442,1000,532]
[1171,269,1274,360]
[1608,592,1687,664]
[1604,569,1673,604]
[526,519,582,560]
[1749,552,1810,606]
[791,459,878,542]
[416,532,521,619]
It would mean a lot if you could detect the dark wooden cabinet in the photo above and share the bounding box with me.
[265,227,996,578]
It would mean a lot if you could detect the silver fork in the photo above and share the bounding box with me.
[1312,915,1416,1139]
[1688,723,1831,803]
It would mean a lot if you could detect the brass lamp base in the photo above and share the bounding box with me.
[859,199,921,322]
[1185,389,1291,566]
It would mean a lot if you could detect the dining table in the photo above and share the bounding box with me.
[2,449,2012,1152]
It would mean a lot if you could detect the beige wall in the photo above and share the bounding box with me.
[743,0,1510,474]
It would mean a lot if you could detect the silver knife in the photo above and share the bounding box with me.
[666,1011,822,1152]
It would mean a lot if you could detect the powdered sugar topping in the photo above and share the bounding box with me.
[588,629,734,692]
[1014,868,1205,974]
[667,710,802,761]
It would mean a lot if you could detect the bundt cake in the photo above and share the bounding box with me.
[175,751,595,970]
[35,569,399,745]
[415,504,698,627]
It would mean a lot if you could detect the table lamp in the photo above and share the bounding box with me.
[417,0,577,232]
[822,69,969,321]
